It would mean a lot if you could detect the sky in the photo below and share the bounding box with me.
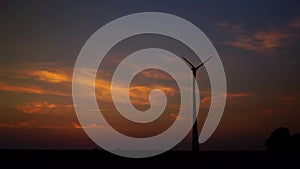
[0,0,300,150]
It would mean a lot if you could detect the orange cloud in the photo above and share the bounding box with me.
[0,121,73,129]
[72,122,103,129]
[0,81,43,94]
[0,63,72,82]
[201,92,254,108]
[169,113,184,120]
[16,101,73,114]
[130,85,177,105]
[228,29,290,54]
[29,70,71,83]
[139,69,172,80]
[215,21,295,54]
[0,65,72,96]
[16,101,58,114]
[226,92,254,98]
[0,81,70,96]
[96,78,178,106]
[72,122,82,129]
[253,31,290,49]
[0,120,35,128]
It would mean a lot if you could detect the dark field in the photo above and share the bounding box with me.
[1,149,299,168]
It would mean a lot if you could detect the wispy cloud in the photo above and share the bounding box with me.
[0,120,35,128]
[16,101,73,114]
[201,92,254,108]
[215,17,299,55]
[16,101,58,114]
[139,69,173,80]
[228,29,290,53]
[0,63,72,96]
[226,92,255,98]
[0,121,73,129]
[29,70,71,83]
[72,122,103,129]
[96,78,178,106]
[0,81,70,96]
[169,113,184,120]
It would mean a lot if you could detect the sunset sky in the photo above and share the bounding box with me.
[0,0,300,150]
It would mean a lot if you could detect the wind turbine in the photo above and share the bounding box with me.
[182,56,212,152]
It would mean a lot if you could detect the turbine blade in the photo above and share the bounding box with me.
[195,56,212,69]
[195,63,204,70]
[182,57,195,68]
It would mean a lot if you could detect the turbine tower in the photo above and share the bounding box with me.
[182,56,212,152]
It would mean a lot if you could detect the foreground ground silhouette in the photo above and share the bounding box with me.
[1,127,300,168]
[1,149,299,168]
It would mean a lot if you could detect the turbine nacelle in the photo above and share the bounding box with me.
[182,56,212,71]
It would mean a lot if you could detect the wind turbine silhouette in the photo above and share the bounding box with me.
[182,56,212,152]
